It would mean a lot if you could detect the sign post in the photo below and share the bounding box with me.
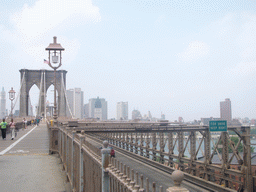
[209,120,227,132]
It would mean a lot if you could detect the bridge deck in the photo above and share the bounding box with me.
[0,122,70,192]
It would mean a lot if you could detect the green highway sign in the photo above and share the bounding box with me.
[209,120,227,132]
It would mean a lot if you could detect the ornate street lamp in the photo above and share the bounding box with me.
[8,87,16,118]
[45,36,65,125]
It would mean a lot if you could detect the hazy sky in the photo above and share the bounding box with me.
[0,0,256,121]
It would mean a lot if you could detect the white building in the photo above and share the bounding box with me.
[89,97,107,120]
[116,101,128,120]
[66,88,84,119]
[94,97,102,120]
[0,87,6,119]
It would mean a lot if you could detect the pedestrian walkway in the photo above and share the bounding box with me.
[0,122,70,192]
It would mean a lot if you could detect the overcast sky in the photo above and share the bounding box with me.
[0,0,256,121]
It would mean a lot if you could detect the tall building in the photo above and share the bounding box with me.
[66,88,84,119]
[116,102,128,120]
[220,98,232,122]
[94,97,103,120]
[0,87,6,119]
[89,97,107,120]
[132,109,141,120]
[83,103,89,118]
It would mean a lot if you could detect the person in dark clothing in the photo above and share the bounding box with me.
[110,148,115,158]
[0,118,8,140]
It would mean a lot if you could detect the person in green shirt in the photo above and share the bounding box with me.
[0,118,8,140]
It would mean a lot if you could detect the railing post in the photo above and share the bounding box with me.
[66,128,69,179]
[204,128,211,181]
[190,131,196,176]
[177,131,184,171]
[71,130,75,190]
[242,126,253,192]
[168,133,174,167]
[221,131,229,187]
[160,132,164,164]
[146,133,150,159]
[166,170,189,192]
[102,140,111,192]
[152,132,157,161]
[79,132,85,192]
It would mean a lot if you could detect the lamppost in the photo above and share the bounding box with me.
[8,87,16,119]
[45,36,65,126]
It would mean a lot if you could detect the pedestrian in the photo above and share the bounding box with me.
[9,118,15,140]
[0,118,8,140]
[36,117,40,126]
[23,118,27,129]
[110,148,115,158]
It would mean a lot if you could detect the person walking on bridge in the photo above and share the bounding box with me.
[36,117,40,126]
[0,118,8,140]
[23,118,27,129]
[9,119,15,140]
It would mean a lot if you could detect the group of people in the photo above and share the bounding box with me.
[0,118,16,140]
[0,117,41,140]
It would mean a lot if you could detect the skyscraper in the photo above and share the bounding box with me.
[66,88,84,119]
[220,98,232,122]
[83,103,89,118]
[116,102,128,120]
[0,87,6,119]
[94,97,103,120]
[89,97,108,120]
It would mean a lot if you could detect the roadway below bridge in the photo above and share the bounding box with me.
[85,134,210,192]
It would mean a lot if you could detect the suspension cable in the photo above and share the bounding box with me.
[37,71,43,117]
[61,72,74,119]
[44,71,46,119]
[12,70,26,113]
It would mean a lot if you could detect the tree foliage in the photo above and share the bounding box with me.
[214,136,254,153]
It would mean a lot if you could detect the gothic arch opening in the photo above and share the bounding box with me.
[29,84,40,117]
[19,69,67,118]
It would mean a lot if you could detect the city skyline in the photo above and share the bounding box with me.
[0,86,255,122]
[0,0,256,121]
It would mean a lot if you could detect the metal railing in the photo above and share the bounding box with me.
[87,125,252,192]
[54,125,188,192]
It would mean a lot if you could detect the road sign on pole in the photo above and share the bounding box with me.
[209,120,227,132]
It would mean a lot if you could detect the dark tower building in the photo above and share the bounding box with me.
[220,98,232,122]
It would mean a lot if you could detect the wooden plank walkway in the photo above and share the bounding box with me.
[0,122,70,192]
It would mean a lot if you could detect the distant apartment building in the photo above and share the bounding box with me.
[220,98,232,122]
[161,113,166,120]
[132,109,142,120]
[0,87,6,119]
[66,88,84,119]
[89,97,107,120]
[116,102,128,120]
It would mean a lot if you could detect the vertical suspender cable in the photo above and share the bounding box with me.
[37,71,43,117]
[44,71,46,119]
[12,71,25,112]
[61,72,74,119]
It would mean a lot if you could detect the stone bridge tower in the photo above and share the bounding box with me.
[19,69,67,117]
